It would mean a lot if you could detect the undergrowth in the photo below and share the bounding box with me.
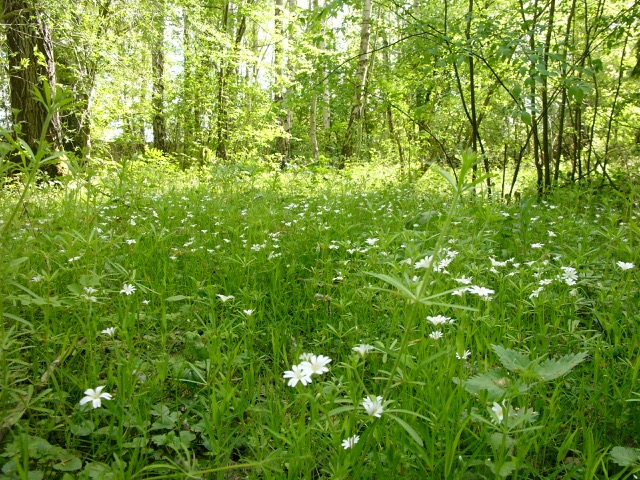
[0,154,638,479]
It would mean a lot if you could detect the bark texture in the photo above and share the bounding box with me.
[340,0,371,162]
[4,0,62,176]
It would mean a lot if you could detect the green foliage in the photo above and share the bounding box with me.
[610,446,640,468]
[0,161,638,478]
[492,344,588,382]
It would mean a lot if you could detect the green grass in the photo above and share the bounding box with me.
[0,155,639,479]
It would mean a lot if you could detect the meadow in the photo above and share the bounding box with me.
[0,154,639,479]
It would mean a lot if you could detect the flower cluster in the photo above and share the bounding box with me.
[283,353,332,387]
[414,247,459,273]
[426,315,454,326]
[558,266,578,286]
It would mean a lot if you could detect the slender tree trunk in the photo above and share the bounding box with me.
[381,33,404,168]
[340,0,372,164]
[554,0,576,183]
[310,94,319,160]
[3,0,62,176]
[152,1,166,152]
[274,0,289,166]
[520,0,543,193]
[466,0,478,155]
[216,4,246,161]
[216,3,230,161]
[571,105,582,181]
[307,0,320,159]
[601,34,628,179]
[540,0,556,191]
[509,129,532,197]
[322,53,330,131]
[284,0,295,159]
[465,0,491,194]
[181,12,203,162]
[586,69,598,175]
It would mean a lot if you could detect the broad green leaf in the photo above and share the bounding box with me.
[150,410,178,431]
[568,85,584,103]
[326,405,355,417]
[10,282,48,304]
[386,409,432,422]
[9,256,28,268]
[486,459,516,478]
[67,283,83,295]
[53,453,82,472]
[179,430,196,447]
[415,299,478,311]
[83,462,115,480]
[492,344,531,373]
[405,211,436,230]
[2,312,32,327]
[557,429,579,463]
[16,138,35,159]
[489,432,516,452]
[458,370,530,400]
[534,352,587,381]
[458,148,479,183]
[458,370,509,399]
[40,150,66,165]
[70,420,95,436]
[431,164,458,191]
[386,413,424,447]
[365,272,417,301]
[165,295,191,302]
[610,446,640,467]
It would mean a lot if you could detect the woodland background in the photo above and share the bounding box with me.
[1,0,639,190]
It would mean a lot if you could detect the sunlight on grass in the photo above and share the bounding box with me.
[0,156,639,479]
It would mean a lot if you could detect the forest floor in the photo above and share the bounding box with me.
[0,158,639,479]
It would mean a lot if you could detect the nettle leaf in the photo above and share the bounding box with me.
[151,412,178,431]
[534,352,587,381]
[459,370,509,399]
[457,370,530,401]
[82,462,114,480]
[70,420,94,436]
[179,430,196,448]
[486,459,516,478]
[492,344,531,373]
[610,446,640,467]
[150,405,178,431]
[489,432,516,452]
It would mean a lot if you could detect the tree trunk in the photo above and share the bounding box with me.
[601,34,628,180]
[540,0,556,191]
[519,0,543,194]
[3,0,62,177]
[152,1,167,152]
[310,94,319,160]
[553,0,576,183]
[215,4,246,161]
[274,0,289,166]
[340,0,372,163]
[381,33,404,168]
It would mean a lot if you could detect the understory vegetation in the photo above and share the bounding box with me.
[0,155,639,479]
